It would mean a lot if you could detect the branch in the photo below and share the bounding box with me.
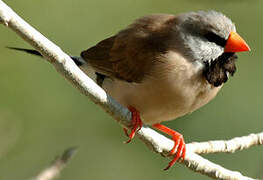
[0,1,259,179]
[32,147,77,180]
[188,132,263,154]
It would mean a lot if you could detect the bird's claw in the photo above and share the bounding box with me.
[164,133,186,170]
[152,123,186,170]
[123,106,142,143]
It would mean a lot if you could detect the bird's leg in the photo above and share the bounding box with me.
[152,123,186,170]
[123,106,143,143]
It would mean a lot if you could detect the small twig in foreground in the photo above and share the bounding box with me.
[32,147,77,180]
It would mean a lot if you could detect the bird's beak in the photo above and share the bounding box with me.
[224,31,250,52]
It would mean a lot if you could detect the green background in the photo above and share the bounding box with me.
[0,0,262,179]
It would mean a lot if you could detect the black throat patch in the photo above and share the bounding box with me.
[203,53,238,87]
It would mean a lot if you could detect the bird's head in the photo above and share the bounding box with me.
[175,11,250,86]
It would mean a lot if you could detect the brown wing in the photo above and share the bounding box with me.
[81,14,176,83]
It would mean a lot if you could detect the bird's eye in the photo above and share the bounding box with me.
[204,32,227,47]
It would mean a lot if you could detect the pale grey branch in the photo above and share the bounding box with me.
[0,1,259,180]
[188,132,263,154]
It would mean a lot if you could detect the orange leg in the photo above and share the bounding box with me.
[123,106,143,143]
[152,123,186,170]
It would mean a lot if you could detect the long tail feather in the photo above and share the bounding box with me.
[6,47,42,57]
[6,46,84,66]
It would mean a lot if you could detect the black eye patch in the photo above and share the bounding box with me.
[204,32,227,47]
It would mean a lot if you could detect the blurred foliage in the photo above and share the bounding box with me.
[0,0,262,179]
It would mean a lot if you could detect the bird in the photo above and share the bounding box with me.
[7,10,250,170]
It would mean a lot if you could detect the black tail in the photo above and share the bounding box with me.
[6,47,43,57]
[6,47,83,66]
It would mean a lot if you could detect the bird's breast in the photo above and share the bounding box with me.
[102,52,222,124]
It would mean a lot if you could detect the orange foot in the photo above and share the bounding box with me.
[152,123,186,170]
[123,106,143,143]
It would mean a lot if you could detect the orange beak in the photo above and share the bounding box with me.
[224,32,250,52]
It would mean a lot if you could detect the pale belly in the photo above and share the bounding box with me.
[102,74,221,125]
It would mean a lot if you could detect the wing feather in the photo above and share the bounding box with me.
[81,14,176,82]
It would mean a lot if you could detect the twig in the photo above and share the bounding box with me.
[32,147,77,180]
[0,1,260,179]
[188,132,263,154]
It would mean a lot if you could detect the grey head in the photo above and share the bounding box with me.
[171,11,238,86]
[174,10,236,63]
